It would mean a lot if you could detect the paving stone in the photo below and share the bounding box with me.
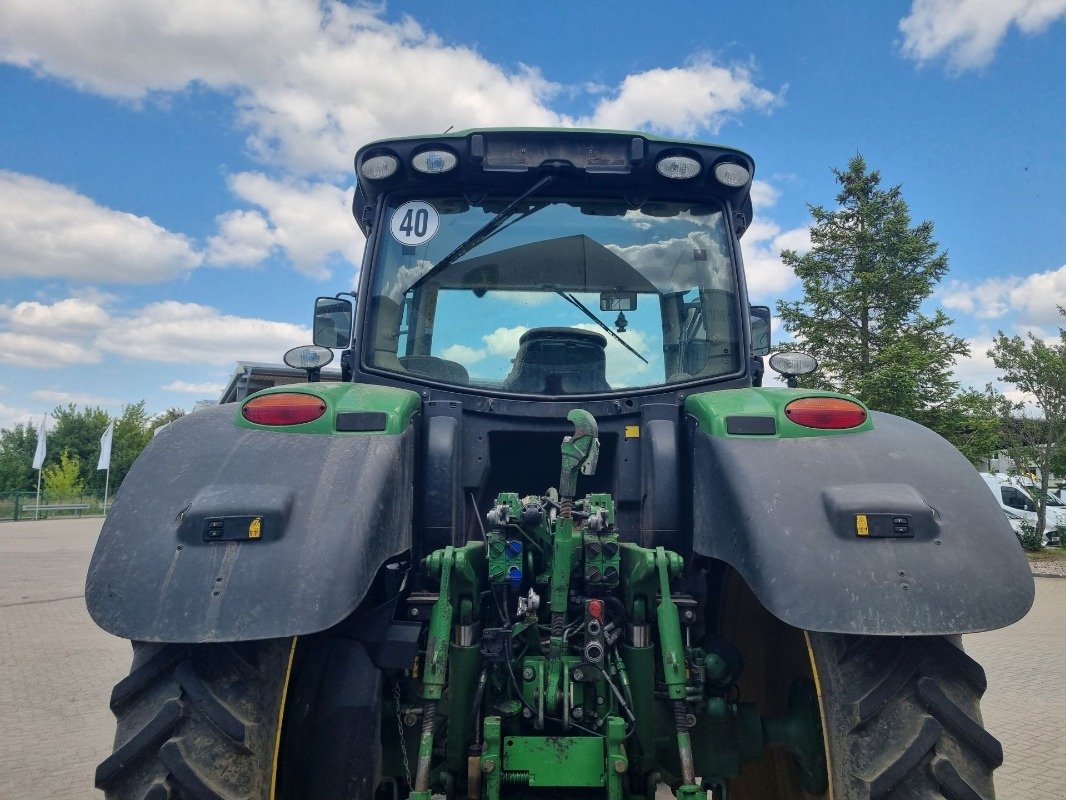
[1,518,1062,798]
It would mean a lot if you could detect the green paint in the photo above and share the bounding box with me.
[482,717,502,800]
[559,409,599,499]
[605,716,628,800]
[235,381,419,435]
[502,736,607,787]
[549,516,576,615]
[422,547,454,701]
[654,548,687,701]
[685,387,874,438]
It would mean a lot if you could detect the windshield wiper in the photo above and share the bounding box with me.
[408,175,555,293]
[558,291,649,364]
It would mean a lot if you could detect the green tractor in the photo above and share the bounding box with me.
[87,129,1033,800]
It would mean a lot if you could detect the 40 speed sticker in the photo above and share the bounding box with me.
[390,200,439,246]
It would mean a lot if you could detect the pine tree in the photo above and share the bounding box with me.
[777,154,987,451]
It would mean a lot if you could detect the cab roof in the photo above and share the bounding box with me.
[351,127,755,237]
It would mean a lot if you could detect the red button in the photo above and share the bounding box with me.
[587,599,604,620]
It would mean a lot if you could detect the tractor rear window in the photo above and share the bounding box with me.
[365,196,741,395]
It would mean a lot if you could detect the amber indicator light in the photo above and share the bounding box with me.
[784,397,867,430]
[242,393,327,426]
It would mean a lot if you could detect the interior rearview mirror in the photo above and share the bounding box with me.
[313,296,354,349]
[750,305,771,356]
[600,291,637,312]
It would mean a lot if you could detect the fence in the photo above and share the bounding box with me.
[0,491,109,521]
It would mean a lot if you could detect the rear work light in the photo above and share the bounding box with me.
[784,397,868,430]
[412,149,458,174]
[242,393,327,426]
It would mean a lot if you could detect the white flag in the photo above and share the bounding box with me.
[97,421,115,471]
[32,415,47,470]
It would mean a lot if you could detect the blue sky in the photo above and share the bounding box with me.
[1,0,1065,426]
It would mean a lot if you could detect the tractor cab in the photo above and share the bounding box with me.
[320,129,769,397]
[307,129,771,542]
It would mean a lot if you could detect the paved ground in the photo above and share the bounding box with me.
[0,518,1063,799]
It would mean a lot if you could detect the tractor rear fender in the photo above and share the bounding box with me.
[86,401,416,643]
[689,398,1035,635]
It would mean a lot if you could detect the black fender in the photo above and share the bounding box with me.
[691,411,1035,635]
[86,404,414,642]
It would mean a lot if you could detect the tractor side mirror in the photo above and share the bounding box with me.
[750,305,771,356]
[313,296,354,349]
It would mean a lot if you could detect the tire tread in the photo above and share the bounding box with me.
[815,633,1001,800]
[98,641,289,800]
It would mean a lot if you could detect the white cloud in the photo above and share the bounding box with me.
[899,0,1066,71]
[95,301,310,364]
[573,324,654,387]
[162,380,226,394]
[739,220,810,300]
[581,57,781,136]
[31,389,124,407]
[0,401,40,431]
[438,344,485,365]
[0,296,310,369]
[0,331,101,368]
[940,264,1066,324]
[0,1,563,174]
[0,171,203,282]
[208,173,363,277]
[0,297,111,332]
[205,209,275,266]
[483,326,529,358]
[0,3,779,175]
[749,179,780,211]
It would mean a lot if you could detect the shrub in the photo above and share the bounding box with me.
[1018,520,1044,552]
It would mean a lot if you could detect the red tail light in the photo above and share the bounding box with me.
[242,393,327,426]
[784,397,867,429]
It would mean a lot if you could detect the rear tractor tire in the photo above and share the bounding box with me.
[96,637,383,800]
[810,632,1003,800]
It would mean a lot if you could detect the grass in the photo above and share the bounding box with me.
[1025,547,1066,563]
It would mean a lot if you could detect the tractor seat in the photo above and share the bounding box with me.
[399,355,470,384]
[503,327,611,394]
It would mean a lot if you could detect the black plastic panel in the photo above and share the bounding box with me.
[86,405,414,642]
[724,416,776,435]
[336,411,388,431]
[690,411,1034,635]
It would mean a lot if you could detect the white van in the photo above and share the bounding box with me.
[979,473,1062,546]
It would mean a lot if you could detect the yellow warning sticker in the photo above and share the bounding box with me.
[248,517,262,539]
[625,425,640,438]
[855,514,869,536]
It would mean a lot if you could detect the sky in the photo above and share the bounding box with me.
[1,0,1065,428]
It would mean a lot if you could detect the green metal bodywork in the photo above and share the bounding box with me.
[685,387,873,438]
[234,381,419,435]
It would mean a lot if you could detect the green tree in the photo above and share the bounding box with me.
[110,402,152,493]
[48,404,111,495]
[777,154,994,456]
[149,407,186,435]
[43,449,85,498]
[0,421,38,492]
[988,309,1066,539]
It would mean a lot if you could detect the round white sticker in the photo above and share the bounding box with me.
[390,201,440,246]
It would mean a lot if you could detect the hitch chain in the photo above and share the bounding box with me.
[394,683,413,787]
